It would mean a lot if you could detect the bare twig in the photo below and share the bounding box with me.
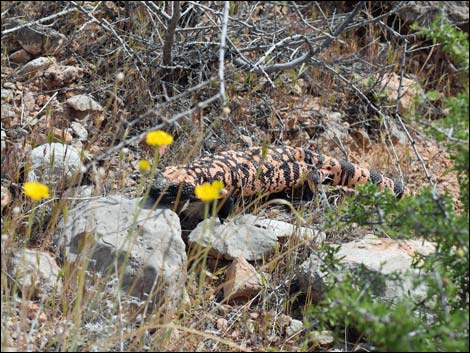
[1,7,77,36]
[292,2,337,41]
[84,92,222,172]
[394,113,434,185]
[395,40,409,116]
[143,1,171,21]
[140,1,169,41]
[251,34,304,72]
[312,58,406,181]
[391,24,435,186]
[162,1,181,67]
[233,1,365,74]
[26,92,59,127]
[311,1,364,56]
[70,2,146,78]
[188,1,255,31]
[218,1,230,105]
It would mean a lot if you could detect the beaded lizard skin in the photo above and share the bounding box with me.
[150,146,407,219]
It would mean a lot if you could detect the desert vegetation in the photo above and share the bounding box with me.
[1,2,468,351]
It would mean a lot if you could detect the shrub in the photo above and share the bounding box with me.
[305,16,469,352]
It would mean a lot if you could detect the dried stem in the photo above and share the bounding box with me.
[162,1,181,67]
[218,1,230,105]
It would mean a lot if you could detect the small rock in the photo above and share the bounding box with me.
[23,91,35,111]
[66,95,103,112]
[239,134,253,146]
[309,330,334,347]
[10,249,62,297]
[253,217,325,243]
[230,330,241,339]
[44,65,84,88]
[27,142,82,184]
[18,56,56,75]
[286,319,304,336]
[1,89,14,102]
[1,185,10,208]
[216,318,228,330]
[38,310,48,324]
[1,130,6,155]
[376,73,421,115]
[317,111,353,151]
[351,129,371,150]
[297,254,325,304]
[224,257,263,302]
[52,127,73,144]
[1,104,17,120]
[391,1,469,30]
[9,49,32,64]
[26,302,48,324]
[63,185,94,199]
[327,111,343,121]
[250,312,259,319]
[277,314,292,332]
[17,24,66,56]
[388,119,407,145]
[71,121,88,141]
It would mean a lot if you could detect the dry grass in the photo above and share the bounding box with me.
[1,1,463,351]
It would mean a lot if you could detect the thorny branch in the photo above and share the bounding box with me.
[4,2,437,188]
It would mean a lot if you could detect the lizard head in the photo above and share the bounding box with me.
[150,170,196,202]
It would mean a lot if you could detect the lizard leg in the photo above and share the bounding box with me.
[217,195,235,223]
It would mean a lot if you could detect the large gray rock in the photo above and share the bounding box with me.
[298,235,435,303]
[189,215,324,260]
[53,195,187,307]
[27,142,82,184]
[10,249,62,297]
[188,215,279,261]
[391,1,469,30]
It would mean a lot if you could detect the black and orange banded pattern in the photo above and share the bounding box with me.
[150,146,407,203]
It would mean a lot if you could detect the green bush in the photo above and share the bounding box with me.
[305,16,469,352]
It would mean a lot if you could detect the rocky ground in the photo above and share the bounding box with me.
[1,2,467,352]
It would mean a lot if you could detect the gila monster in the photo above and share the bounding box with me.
[150,146,407,218]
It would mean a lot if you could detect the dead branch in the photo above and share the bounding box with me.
[233,1,365,74]
[1,7,77,36]
[162,1,181,67]
[218,1,230,105]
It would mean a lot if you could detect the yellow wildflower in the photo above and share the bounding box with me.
[195,180,225,202]
[146,130,174,146]
[23,182,50,201]
[138,160,151,172]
